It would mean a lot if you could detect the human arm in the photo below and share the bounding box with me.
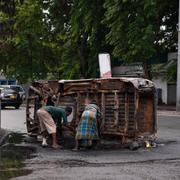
[61,110,68,125]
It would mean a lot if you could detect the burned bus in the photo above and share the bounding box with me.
[26,77,157,145]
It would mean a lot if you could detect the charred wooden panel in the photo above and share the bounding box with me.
[26,78,157,143]
[136,92,155,135]
[103,93,116,133]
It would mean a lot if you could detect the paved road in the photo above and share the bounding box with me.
[1,108,180,180]
[1,106,27,133]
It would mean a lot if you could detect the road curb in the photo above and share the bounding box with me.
[157,110,180,117]
[0,129,10,146]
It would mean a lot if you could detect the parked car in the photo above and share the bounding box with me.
[9,85,26,100]
[0,85,26,100]
[0,87,22,109]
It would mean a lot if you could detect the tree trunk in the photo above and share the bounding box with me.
[143,60,152,80]
[77,32,88,78]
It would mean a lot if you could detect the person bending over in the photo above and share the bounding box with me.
[73,99,101,151]
[37,105,72,149]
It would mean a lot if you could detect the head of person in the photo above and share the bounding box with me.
[65,106,72,116]
[84,97,91,105]
[39,96,48,106]
[46,95,57,106]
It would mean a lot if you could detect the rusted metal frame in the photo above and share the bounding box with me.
[26,97,33,133]
[114,91,119,128]
[27,95,39,100]
[26,85,40,134]
[102,131,125,136]
[63,89,121,96]
[26,98,31,119]
[60,92,78,97]
[152,87,157,134]
[26,78,157,141]
[64,82,93,87]
[62,82,96,92]
[75,92,81,126]
[134,89,139,138]
[33,96,39,124]
[101,92,106,129]
[26,93,36,123]
[93,92,99,104]
[55,92,61,106]
[47,81,59,93]
[27,125,39,132]
[124,92,129,137]
[100,90,121,94]
[29,86,41,95]
[70,94,77,126]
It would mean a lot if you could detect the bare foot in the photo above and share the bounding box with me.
[72,148,79,152]
[52,144,62,150]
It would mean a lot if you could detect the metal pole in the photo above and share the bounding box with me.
[176,0,180,111]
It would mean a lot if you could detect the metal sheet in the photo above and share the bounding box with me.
[26,78,157,143]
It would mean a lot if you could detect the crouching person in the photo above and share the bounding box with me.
[37,105,72,149]
[73,99,101,151]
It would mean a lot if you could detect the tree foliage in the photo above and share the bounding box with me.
[103,0,178,79]
[0,0,178,82]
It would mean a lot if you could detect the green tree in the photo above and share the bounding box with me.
[0,0,17,71]
[0,0,178,82]
[155,0,178,52]
[46,0,110,78]
[103,0,157,79]
[12,0,49,82]
[103,0,178,79]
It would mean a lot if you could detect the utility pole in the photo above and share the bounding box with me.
[177,0,180,111]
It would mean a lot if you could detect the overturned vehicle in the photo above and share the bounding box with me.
[26,77,157,147]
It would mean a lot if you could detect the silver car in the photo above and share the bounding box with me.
[9,85,26,100]
[0,85,26,100]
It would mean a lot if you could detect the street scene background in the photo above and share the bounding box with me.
[0,0,180,179]
[1,106,180,180]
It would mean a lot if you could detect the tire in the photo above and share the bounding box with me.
[15,105,20,109]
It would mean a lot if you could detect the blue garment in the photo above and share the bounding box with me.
[76,104,101,140]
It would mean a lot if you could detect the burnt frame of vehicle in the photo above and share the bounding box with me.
[26,78,157,144]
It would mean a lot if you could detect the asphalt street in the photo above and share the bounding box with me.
[1,107,180,180]
[1,106,26,133]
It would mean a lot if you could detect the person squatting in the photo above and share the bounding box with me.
[37,97,101,151]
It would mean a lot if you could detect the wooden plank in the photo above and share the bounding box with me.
[75,92,81,126]
[114,91,119,126]
[124,92,129,135]
[101,92,105,129]
[134,90,139,136]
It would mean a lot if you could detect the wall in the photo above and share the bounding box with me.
[168,52,177,61]
[167,84,176,105]
[152,76,167,104]
[112,65,143,77]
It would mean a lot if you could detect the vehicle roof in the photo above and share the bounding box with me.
[0,87,16,93]
[58,77,155,89]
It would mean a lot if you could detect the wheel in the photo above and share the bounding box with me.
[15,105,20,109]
